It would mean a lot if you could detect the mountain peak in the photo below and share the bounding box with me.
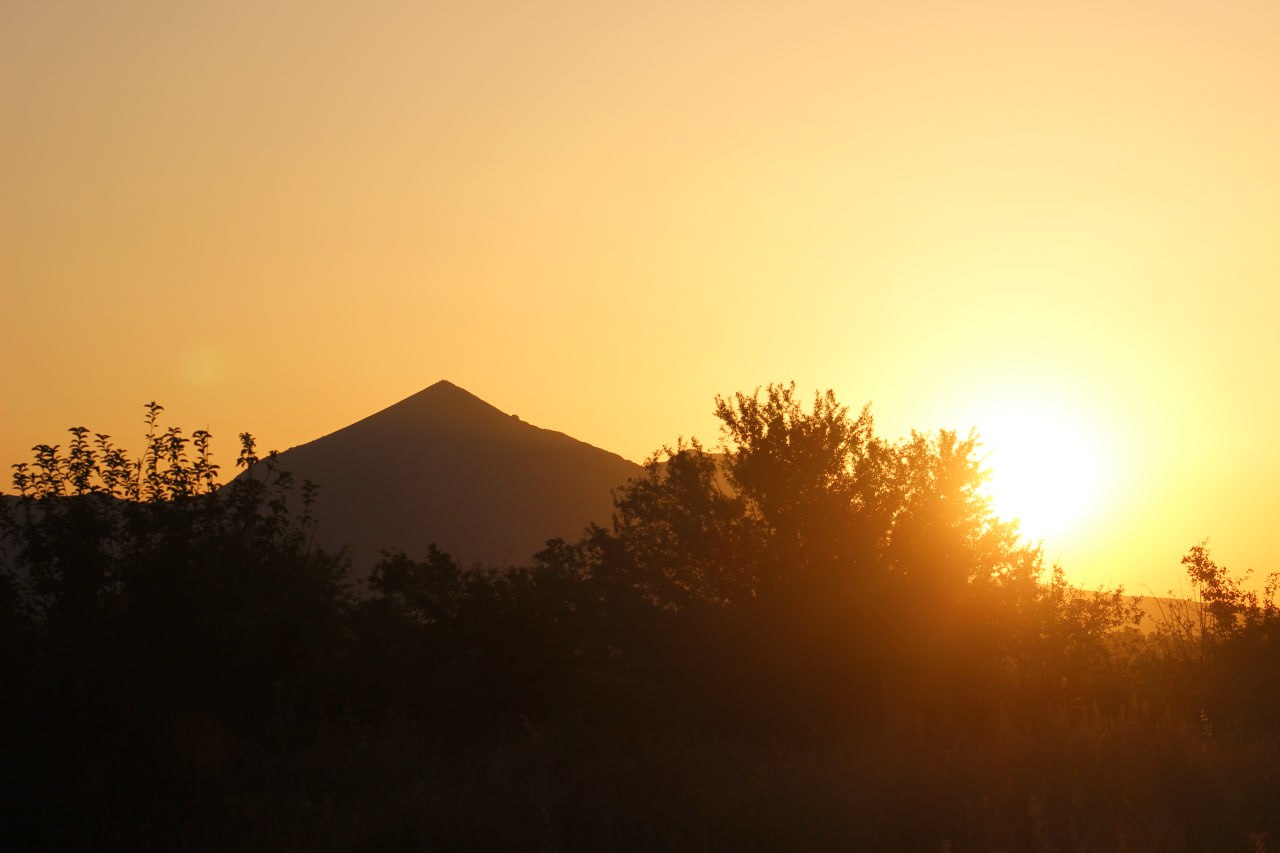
[281,381,515,453]
[388,380,510,426]
[263,381,643,571]
[423,378,464,393]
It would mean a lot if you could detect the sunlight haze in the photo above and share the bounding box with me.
[4,0,1278,594]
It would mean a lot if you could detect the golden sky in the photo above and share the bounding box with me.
[4,1,1278,593]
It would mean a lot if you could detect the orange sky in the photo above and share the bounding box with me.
[4,1,1278,594]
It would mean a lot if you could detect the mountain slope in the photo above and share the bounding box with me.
[261,381,642,572]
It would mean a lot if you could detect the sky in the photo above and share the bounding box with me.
[4,0,1278,594]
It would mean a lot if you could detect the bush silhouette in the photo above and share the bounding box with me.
[3,390,1278,850]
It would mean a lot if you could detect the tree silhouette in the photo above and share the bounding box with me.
[9,389,1277,850]
[1,405,350,849]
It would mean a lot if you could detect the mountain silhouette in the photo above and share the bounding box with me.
[259,381,642,571]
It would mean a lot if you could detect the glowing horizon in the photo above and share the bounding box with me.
[4,0,1278,595]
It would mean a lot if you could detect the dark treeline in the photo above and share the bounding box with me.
[2,387,1278,851]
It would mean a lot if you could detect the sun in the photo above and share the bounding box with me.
[974,401,1111,547]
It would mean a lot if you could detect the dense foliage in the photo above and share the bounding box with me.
[2,389,1277,851]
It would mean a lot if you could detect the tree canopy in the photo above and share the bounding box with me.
[2,389,1276,851]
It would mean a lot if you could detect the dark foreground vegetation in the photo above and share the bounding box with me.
[3,388,1278,851]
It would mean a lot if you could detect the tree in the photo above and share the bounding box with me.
[0,405,351,848]
[600,439,762,610]
[607,384,1035,606]
[1151,543,1280,730]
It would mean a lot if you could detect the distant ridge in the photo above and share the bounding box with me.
[261,381,642,572]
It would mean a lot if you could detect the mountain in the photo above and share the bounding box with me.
[258,381,643,572]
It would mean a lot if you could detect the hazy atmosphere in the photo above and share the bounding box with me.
[7,4,1280,850]
[5,0,1279,594]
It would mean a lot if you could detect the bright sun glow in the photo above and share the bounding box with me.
[975,402,1111,548]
